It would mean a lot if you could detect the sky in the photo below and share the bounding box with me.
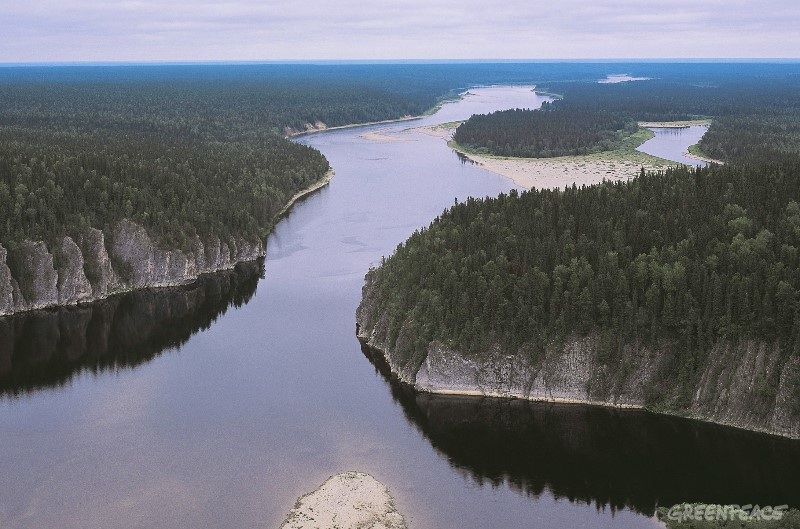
[2,0,799,63]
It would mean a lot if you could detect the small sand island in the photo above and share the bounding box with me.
[279,471,407,529]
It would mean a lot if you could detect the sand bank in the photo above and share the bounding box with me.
[683,150,725,165]
[279,471,407,529]
[275,168,335,219]
[460,151,668,190]
[638,120,711,128]
[413,124,670,190]
[359,129,416,142]
[288,116,420,138]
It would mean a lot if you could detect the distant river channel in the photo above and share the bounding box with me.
[1,86,797,529]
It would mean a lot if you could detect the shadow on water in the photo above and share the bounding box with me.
[0,260,263,396]
[454,149,479,166]
[360,342,800,517]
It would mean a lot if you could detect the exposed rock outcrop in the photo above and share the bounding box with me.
[77,228,118,298]
[54,236,92,305]
[280,472,406,529]
[0,244,14,314]
[0,220,265,316]
[357,274,800,439]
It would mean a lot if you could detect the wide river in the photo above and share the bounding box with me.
[1,86,798,529]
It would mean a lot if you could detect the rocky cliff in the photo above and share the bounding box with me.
[356,274,800,439]
[0,219,264,316]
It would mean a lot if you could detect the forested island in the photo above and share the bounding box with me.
[453,75,800,164]
[358,70,800,438]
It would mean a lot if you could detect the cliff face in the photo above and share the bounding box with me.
[356,274,800,439]
[0,220,264,316]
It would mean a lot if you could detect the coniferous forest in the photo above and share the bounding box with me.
[366,159,800,405]
[3,62,799,253]
[366,71,800,411]
[453,76,800,164]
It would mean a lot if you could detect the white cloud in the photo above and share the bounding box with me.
[1,0,799,61]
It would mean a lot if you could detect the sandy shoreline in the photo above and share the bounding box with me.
[287,116,422,138]
[280,471,406,529]
[683,149,725,165]
[638,119,711,128]
[407,123,669,190]
[274,168,335,219]
[457,150,668,190]
[360,129,416,142]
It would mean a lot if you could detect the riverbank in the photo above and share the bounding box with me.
[275,168,335,219]
[637,119,711,128]
[286,116,422,138]
[686,145,725,165]
[355,332,800,441]
[280,472,406,529]
[0,167,335,317]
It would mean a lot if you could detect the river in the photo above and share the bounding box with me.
[637,125,710,166]
[1,86,797,529]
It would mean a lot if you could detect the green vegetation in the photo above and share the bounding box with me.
[3,63,800,254]
[363,74,800,399]
[0,62,665,252]
[454,108,638,158]
[454,76,800,163]
[688,144,715,160]
[2,63,541,251]
[365,158,800,406]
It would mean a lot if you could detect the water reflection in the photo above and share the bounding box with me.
[0,260,262,396]
[454,149,479,165]
[362,343,800,516]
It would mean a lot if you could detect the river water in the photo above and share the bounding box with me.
[637,125,710,166]
[1,86,797,529]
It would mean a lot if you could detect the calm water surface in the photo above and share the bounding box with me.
[637,125,710,166]
[2,87,797,529]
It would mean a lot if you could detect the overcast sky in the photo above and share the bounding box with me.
[2,0,799,63]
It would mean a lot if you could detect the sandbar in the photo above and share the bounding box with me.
[279,471,407,529]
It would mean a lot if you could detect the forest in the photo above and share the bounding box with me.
[453,75,800,164]
[453,107,638,158]
[3,62,799,254]
[0,63,523,251]
[0,62,638,251]
[364,156,800,408]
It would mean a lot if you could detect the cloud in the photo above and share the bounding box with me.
[2,0,799,61]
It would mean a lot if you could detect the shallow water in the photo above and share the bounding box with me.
[637,125,710,166]
[1,87,796,529]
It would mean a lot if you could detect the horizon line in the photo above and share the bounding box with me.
[2,58,800,67]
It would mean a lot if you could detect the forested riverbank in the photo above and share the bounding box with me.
[358,70,800,439]
[452,75,800,164]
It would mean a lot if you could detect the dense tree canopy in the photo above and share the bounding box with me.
[366,157,800,407]
[454,108,638,158]
[453,76,800,163]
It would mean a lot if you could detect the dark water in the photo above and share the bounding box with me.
[0,262,262,396]
[1,87,797,529]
